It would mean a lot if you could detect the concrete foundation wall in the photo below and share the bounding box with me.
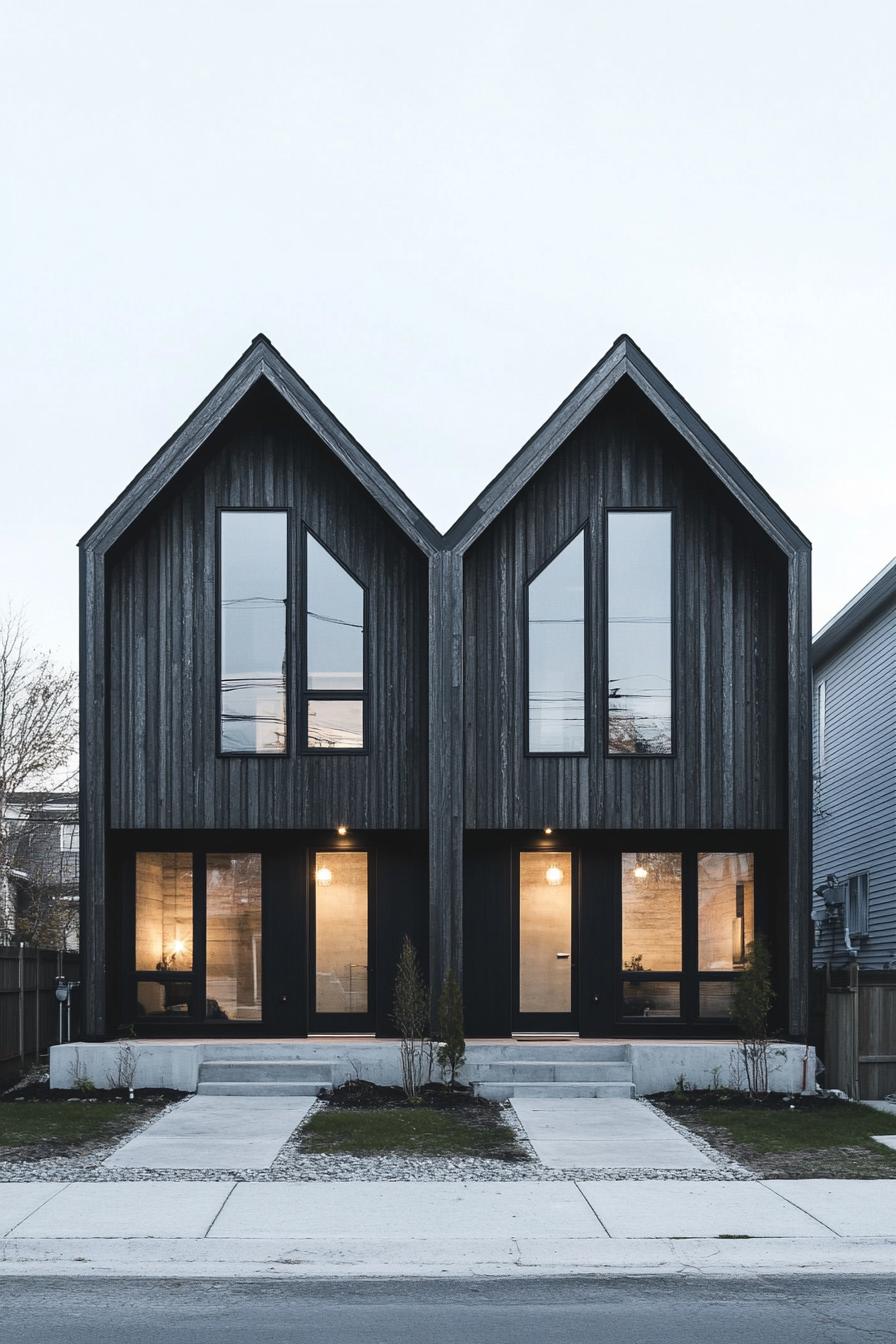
[49,1039,816,1095]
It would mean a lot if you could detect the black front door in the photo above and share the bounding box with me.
[309,848,375,1033]
[512,849,578,1033]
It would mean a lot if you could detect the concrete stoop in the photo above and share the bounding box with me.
[470,1045,635,1100]
[197,1061,333,1097]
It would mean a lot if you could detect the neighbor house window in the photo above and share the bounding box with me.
[205,854,262,1021]
[607,511,672,755]
[59,824,79,852]
[816,679,827,770]
[527,530,586,753]
[219,510,288,754]
[847,872,869,939]
[305,532,366,750]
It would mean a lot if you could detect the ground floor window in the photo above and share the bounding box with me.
[510,843,761,1030]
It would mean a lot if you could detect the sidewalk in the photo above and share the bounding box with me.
[1,1178,895,1278]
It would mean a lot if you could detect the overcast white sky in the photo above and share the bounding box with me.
[2,1,894,669]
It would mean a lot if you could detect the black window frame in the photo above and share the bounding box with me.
[523,522,590,759]
[617,846,760,1025]
[301,523,370,756]
[604,506,676,760]
[127,847,266,1026]
[216,506,292,759]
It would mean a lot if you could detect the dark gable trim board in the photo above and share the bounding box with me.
[80,333,812,1038]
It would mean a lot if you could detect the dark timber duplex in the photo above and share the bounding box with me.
[80,333,812,1039]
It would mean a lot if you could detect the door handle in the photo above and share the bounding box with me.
[555,952,570,959]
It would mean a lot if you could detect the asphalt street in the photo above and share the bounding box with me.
[2,1275,894,1343]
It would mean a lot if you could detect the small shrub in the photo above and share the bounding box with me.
[392,936,429,1102]
[732,938,775,1096]
[436,968,466,1088]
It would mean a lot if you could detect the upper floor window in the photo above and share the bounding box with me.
[816,679,827,770]
[607,511,672,756]
[305,531,366,751]
[526,530,586,754]
[219,511,288,754]
[846,871,869,939]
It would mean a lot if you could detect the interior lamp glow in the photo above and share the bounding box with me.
[316,866,333,887]
[545,864,564,886]
[171,938,187,956]
[633,864,648,880]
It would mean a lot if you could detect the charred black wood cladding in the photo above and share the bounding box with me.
[106,387,428,831]
[463,383,789,831]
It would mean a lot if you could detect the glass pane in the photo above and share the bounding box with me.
[621,852,682,971]
[135,852,193,971]
[519,852,572,1013]
[315,851,368,1013]
[307,533,364,691]
[699,981,735,1018]
[220,511,287,753]
[698,852,755,970]
[136,979,193,1020]
[608,512,672,755]
[206,854,262,1021]
[528,532,585,753]
[307,699,364,750]
[622,980,680,1019]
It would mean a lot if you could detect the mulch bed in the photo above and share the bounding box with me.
[322,1078,494,1111]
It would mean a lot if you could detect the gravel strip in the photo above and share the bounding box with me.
[0,1096,754,1183]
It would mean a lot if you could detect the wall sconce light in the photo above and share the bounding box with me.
[543,827,553,836]
[337,825,348,837]
[545,864,564,886]
[316,866,333,887]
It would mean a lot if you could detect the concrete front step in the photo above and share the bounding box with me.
[470,1043,630,1062]
[476,1081,635,1100]
[476,1061,633,1083]
[199,1061,334,1084]
[196,1081,328,1097]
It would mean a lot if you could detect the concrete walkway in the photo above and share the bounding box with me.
[104,1096,313,1170]
[511,1097,715,1169]
[1,1179,896,1277]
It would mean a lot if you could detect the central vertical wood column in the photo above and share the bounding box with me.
[428,549,464,1013]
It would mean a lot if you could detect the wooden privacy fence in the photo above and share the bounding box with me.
[0,945,81,1068]
[822,966,896,1100]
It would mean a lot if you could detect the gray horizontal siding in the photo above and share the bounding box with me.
[813,600,896,967]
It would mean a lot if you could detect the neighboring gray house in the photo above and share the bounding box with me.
[812,558,896,969]
[3,793,79,951]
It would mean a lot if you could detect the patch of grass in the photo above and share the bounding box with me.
[0,1095,176,1157]
[697,1101,896,1157]
[300,1105,525,1159]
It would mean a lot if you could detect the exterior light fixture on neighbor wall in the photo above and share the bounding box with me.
[545,864,564,886]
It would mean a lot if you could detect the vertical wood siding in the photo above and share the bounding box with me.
[463,383,788,830]
[107,389,428,831]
